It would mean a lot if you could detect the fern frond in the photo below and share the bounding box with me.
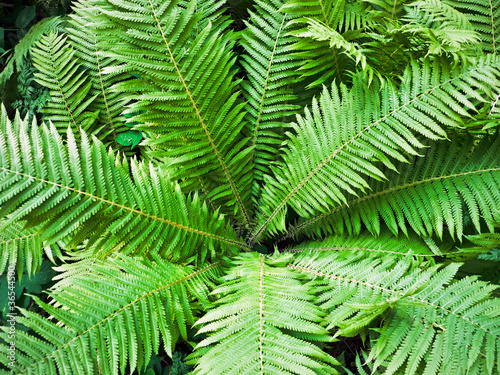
[0,16,63,88]
[283,133,500,242]
[31,32,100,134]
[280,0,346,29]
[248,56,500,243]
[402,0,481,60]
[189,252,339,375]
[239,0,302,187]
[407,0,475,30]
[364,0,409,23]
[465,213,500,257]
[0,110,249,263]
[0,255,221,374]
[66,0,132,143]
[180,0,231,34]
[291,18,379,84]
[445,0,500,53]
[100,0,254,226]
[280,0,352,87]
[338,1,375,32]
[291,251,500,374]
[465,232,500,257]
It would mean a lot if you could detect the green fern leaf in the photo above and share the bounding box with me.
[179,0,231,35]
[188,252,339,375]
[31,32,100,134]
[66,0,132,143]
[402,0,481,60]
[249,57,500,243]
[285,230,441,258]
[0,220,44,276]
[239,0,302,188]
[283,132,500,242]
[0,16,64,88]
[291,18,379,84]
[281,0,352,87]
[364,0,408,22]
[99,0,254,226]
[445,0,500,53]
[0,110,248,263]
[0,255,221,374]
[292,251,500,374]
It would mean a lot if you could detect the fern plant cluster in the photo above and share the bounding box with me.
[1,0,500,374]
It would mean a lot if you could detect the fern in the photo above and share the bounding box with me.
[364,0,409,22]
[281,132,500,242]
[2,1,500,374]
[445,0,500,53]
[292,251,500,374]
[100,0,254,226]
[239,0,302,188]
[0,16,64,88]
[0,111,247,263]
[188,252,339,375]
[285,230,442,257]
[66,0,132,143]
[401,0,481,61]
[0,255,220,374]
[290,18,380,84]
[281,0,353,87]
[31,32,101,134]
[10,58,51,121]
[249,57,500,242]
[0,220,44,276]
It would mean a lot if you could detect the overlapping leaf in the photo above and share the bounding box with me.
[249,56,500,243]
[0,110,247,263]
[100,0,254,225]
[0,255,221,375]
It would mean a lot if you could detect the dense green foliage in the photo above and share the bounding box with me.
[1,0,500,374]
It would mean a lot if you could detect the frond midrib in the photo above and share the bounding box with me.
[18,262,219,375]
[0,233,37,246]
[147,0,251,227]
[490,91,500,116]
[1,166,251,250]
[318,0,329,26]
[313,0,343,82]
[285,245,433,257]
[281,166,500,240]
[251,13,288,148]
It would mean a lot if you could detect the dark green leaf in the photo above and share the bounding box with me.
[15,6,36,29]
